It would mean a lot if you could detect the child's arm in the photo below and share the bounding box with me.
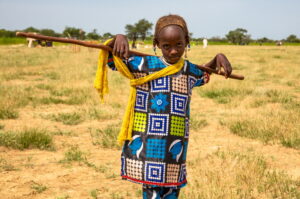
[107,34,130,59]
[202,53,232,78]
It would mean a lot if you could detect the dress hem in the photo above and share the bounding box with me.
[121,175,187,187]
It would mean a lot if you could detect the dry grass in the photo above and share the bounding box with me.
[0,44,299,198]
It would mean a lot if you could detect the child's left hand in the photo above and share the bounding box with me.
[205,53,232,78]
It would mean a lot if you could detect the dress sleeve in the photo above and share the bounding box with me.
[106,53,144,72]
[188,62,210,87]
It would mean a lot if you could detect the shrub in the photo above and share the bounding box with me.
[0,129,54,150]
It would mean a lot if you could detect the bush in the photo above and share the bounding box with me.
[0,129,54,150]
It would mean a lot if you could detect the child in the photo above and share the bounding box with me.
[96,14,232,199]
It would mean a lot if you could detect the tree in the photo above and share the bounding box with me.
[24,26,40,33]
[256,37,274,45]
[0,29,16,37]
[226,28,251,45]
[40,29,60,37]
[63,27,85,39]
[102,32,113,40]
[286,34,300,43]
[135,19,153,41]
[86,29,100,40]
[125,24,138,48]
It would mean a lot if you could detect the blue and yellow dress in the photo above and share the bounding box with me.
[107,55,209,188]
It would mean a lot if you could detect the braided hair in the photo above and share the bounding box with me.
[153,14,190,47]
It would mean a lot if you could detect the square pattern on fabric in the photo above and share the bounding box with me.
[151,76,170,92]
[188,76,197,94]
[146,139,166,159]
[170,116,185,137]
[172,75,188,94]
[133,73,149,90]
[133,112,147,132]
[166,164,180,183]
[135,90,149,112]
[147,113,169,136]
[171,92,188,116]
[145,161,166,183]
[126,158,143,180]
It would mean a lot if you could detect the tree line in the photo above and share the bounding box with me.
[1,19,300,45]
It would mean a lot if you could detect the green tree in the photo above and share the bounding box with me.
[286,34,300,43]
[257,37,274,45]
[40,29,60,37]
[226,28,251,45]
[0,29,16,37]
[63,27,85,39]
[86,29,100,40]
[24,26,40,33]
[135,19,153,41]
[102,32,113,40]
[125,24,138,48]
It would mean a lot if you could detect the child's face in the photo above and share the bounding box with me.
[157,25,187,64]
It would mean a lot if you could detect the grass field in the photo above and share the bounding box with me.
[0,44,299,199]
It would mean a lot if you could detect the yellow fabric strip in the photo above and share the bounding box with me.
[94,40,185,145]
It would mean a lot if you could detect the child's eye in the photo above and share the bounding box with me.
[177,43,183,47]
[163,44,170,49]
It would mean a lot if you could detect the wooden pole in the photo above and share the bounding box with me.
[16,32,244,80]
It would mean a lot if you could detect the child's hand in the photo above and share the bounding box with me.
[215,53,232,78]
[107,34,129,59]
[205,53,232,78]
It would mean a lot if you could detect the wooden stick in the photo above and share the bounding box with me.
[16,32,244,80]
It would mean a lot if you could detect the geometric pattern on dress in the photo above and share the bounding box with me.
[188,75,197,94]
[126,158,143,180]
[121,156,126,175]
[146,138,166,159]
[166,164,180,183]
[147,56,166,69]
[179,164,187,182]
[172,75,188,94]
[185,118,189,138]
[170,116,185,137]
[171,92,188,116]
[135,90,149,112]
[145,161,166,183]
[147,113,169,136]
[150,76,170,92]
[133,112,147,132]
[133,72,149,90]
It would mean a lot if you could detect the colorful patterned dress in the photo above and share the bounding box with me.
[107,55,209,188]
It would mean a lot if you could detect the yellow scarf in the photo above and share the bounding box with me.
[94,39,185,145]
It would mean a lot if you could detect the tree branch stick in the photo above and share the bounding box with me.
[16,32,244,80]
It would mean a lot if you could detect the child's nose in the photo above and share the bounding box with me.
[170,48,178,55]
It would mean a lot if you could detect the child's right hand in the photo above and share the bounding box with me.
[107,34,129,59]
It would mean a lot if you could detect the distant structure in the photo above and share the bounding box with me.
[203,38,208,48]
[26,33,52,48]
[276,41,283,46]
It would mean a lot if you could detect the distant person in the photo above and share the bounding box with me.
[95,14,232,199]
[203,38,208,48]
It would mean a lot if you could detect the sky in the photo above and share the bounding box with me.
[0,0,299,40]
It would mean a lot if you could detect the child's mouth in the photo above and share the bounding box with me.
[168,57,180,63]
